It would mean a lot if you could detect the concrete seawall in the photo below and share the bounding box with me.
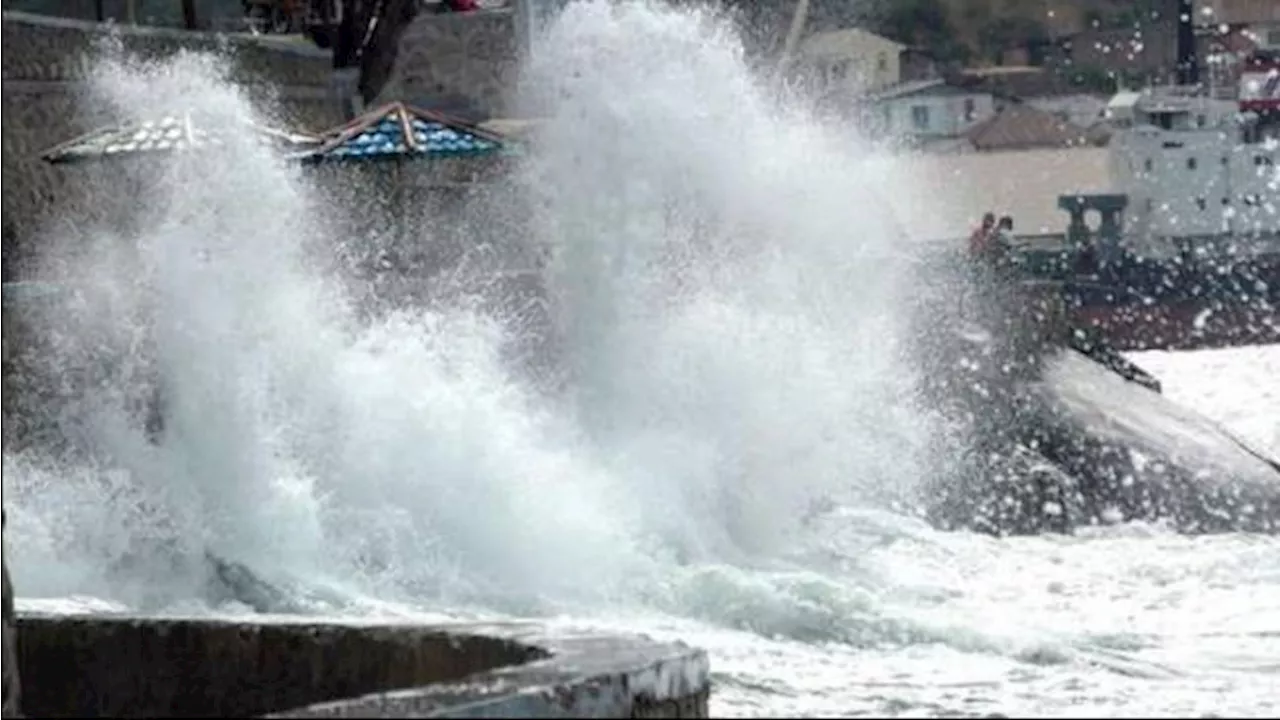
[12,613,710,718]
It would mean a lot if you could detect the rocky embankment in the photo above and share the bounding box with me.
[912,256,1280,536]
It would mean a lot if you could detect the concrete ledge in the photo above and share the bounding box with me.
[0,11,333,88]
[14,614,710,718]
[1,11,332,60]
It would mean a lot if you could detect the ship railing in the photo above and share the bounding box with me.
[917,232,1069,251]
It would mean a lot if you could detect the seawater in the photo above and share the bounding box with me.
[3,2,1278,716]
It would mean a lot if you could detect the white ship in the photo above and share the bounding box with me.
[1101,52,1280,261]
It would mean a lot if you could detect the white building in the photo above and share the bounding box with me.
[862,80,998,142]
[796,28,907,95]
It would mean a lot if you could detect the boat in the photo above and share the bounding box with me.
[1000,2,1280,352]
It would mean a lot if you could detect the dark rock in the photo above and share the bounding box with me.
[913,255,1280,536]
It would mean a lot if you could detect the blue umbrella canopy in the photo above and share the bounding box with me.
[301,101,512,164]
[1,281,69,306]
[41,113,323,165]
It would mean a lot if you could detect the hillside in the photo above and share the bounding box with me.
[797,0,1177,65]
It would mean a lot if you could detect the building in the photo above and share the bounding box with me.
[860,79,998,145]
[1188,1,1280,98]
[1026,93,1110,130]
[1203,0,1280,25]
[962,102,1094,152]
[900,47,943,83]
[796,28,909,94]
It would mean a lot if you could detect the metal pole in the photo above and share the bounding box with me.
[515,0,536,60]
[516,0,565,60]
[181,0,198,30]
[778,0,812,77]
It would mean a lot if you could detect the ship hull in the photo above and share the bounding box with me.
[1069,298,1280,351]
[1021,246,1280,352]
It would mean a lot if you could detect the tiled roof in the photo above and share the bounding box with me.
[964,102,1092,152]
[302,102,508,163]
[41,114,322,164]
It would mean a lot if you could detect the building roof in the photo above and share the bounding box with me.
[302,102,508,164]
[866,79,960,102]
[799,27,905,57]
[964,102,1092,152]
[40,114,321,164]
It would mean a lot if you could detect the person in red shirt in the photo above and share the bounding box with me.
[968,212,996,259]
[442,0,479,12]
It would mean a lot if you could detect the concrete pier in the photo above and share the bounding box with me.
[13,613,710,718]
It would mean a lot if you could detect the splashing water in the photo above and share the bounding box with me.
[4,2,1279,716]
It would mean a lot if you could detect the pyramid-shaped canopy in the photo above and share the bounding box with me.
[41,114,323,165]
[303,102,507,163]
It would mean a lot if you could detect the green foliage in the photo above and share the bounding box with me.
[859,0,972,64]
[978,15,1051,64]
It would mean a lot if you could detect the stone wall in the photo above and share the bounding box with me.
[0,11,345,276]
[13,614,711,718]
[367,8,520,117]
[4,1,250,30]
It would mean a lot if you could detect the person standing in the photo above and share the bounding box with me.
[969,212,997,260]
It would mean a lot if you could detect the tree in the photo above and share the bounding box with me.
[860,0,970,65]
[978,16,1050,64]
[180,0,198,30]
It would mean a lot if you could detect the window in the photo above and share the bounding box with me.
[911,105,931,131]
[1196,197,1207,211]
[1187,157,1198,170]
[877,52,888,72]
[1196,114,1207,128]
[1145,198,1154,212]
[1143,158,1153,172]
[963,98,976,122]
